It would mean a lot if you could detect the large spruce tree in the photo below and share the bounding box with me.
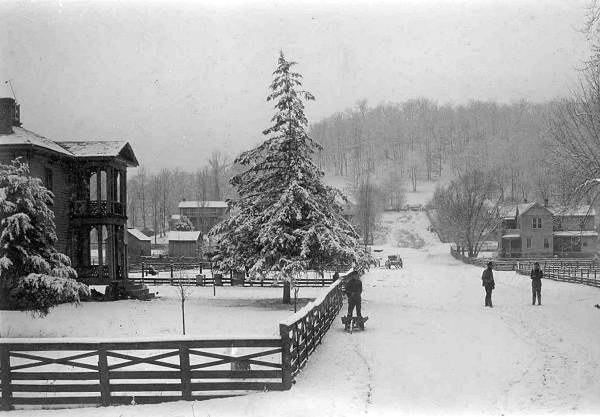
[0,158,89,315]
[212,51,371,303]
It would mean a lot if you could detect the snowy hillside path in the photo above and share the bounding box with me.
[6,211,600,417]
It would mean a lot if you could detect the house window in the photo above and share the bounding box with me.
[544,238,549,249]
[532,217,542,229]
[526,238,532,249]
[44,167,53,192]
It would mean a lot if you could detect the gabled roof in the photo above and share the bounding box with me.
[127,228,152,242]
[0,127,138,166]
[519,202,552,217]
[57,141,138,166]
[0,127,73,156]
[167,231,202,242]
[178,201,228,209]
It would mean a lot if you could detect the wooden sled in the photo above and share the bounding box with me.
[341,316,369,333]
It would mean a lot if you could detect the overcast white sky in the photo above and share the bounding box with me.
[0,0,593,171]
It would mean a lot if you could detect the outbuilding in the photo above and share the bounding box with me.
[127,228,152,258]
[168,231,202,258]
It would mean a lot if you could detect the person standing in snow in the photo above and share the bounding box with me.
[345,271,363,329]
[530,262,543,305]
[481,261,495,307]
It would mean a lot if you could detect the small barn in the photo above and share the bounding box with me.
[168,231,202,258]
[127,228,151,258]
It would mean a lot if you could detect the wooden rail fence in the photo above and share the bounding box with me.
[450,248,600,288]
[279,279,344,382]
[0,280,345,410]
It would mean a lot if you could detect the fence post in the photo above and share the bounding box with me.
[279,324,293,390]
[170,263,174,278]
[98,347,111,406]
[179,345,192,400]
[0,346,13,411]
[142,262,145,278]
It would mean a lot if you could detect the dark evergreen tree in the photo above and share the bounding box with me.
[212,51,371,303]
[0,158,89,315]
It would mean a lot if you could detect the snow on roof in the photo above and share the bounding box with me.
[501,234,521,239]
[178,201,228,209]
[0,127,73,156]
[57,141,138,166]
[549,205,596,217]
[0,128,138,166]
[553,231,598,237]
[127,228,152,241]
[167,231,202,242]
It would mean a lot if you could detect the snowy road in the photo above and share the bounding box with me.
[7,211,600,416]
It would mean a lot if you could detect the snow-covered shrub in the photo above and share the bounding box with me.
[10,274,90,316]
[0,158,88,315]
[174,215,194,231]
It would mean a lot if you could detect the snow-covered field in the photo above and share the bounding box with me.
[3,186,600,416]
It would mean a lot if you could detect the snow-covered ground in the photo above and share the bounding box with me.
[3,188,600,416]
[0,286,324,338]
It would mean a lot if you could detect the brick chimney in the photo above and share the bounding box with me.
[0,97,21,134]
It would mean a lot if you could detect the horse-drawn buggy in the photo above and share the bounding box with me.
[385,255,403,269]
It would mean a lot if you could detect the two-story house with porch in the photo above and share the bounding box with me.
[0,97,138,285]
[498,201,597,258]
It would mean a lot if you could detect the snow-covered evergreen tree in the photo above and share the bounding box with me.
[211,51,372,303]
[0,158,89,315]
[174,215,194,231]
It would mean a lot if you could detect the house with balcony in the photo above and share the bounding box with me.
[0,97,138,284]
[498,201,597,258]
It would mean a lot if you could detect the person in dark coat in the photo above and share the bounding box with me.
[530,262,543,305]
[345,271,363,329]
[481,261,495,307]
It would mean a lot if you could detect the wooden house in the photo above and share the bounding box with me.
[498,201,597,258]
[0,97,138,284]
[178,201,228,234]
[127,228,151,258]
[168,231,202,257]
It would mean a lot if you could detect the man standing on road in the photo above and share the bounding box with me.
[530,262,543,305]
[482,261,495,308]
[345,271,363,329]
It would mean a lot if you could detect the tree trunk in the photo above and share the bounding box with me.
[282,281,291,304]
[181,298,186,335]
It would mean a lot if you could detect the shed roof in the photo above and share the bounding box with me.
[127,228,152,242]
[548,205,596,217]
[501,234,521,239]
[178,201,228,209]
[167,231,202,242]
[553,231,598,237]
